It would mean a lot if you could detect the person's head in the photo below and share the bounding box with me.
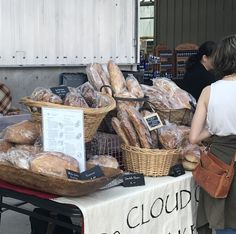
[213,34,236,79]
[186,41,216,71]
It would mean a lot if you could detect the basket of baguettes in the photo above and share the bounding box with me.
[109,76,200,176]
[20,61,127,142]
[0,121,122,196]
[142,78,195,126]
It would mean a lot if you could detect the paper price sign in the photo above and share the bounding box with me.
[42,107,85,172]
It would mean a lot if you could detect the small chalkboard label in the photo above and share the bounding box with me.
[66,165,104,180]
[169,164,185,177]
[143,113,163,131]
[78,165,104,180]
[50,86,70,99]
[66,169,81,180]
[123,173,145,187]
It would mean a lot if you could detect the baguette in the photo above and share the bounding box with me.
[125,106,153,148]
[111,117,130,145]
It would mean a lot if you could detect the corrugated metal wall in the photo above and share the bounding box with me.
[155,0,236,48]
[0,0,139,66]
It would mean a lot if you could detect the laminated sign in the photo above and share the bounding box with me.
[42,107,85,172]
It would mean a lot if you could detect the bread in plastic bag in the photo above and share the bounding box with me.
[126,74,144,99]
[125,106,153,148]
[64,92,89,108]
[153,78,192,109]
[30,87,63,104]
[117,104,140,147]
[6,149,33,169]
[158,121,185,149]
[86,64,104,92]
[107,60,127,94]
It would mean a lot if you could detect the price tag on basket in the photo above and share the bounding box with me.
[143,113,163,131]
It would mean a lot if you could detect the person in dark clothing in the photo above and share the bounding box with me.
[178,41,217,101]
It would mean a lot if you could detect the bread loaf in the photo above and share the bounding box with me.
[125,106,153,148]
[7,149,33,169]
[30,152,80,178]
[30,87,63,104]
[117,106,140,147]
[182,159,198,171]
[86,64,104,92]
[64,92,89,107]
[111,117,130,145]
[126,74,144,98]
[79,82,98,107]
[4,120,41,145]
[107,60,126,94]
[184,151,200,163]
[15,144,42,154]
[141,110,159,148]
[93,63,112,95]
[87,155,119,169]
[0,139,13,152]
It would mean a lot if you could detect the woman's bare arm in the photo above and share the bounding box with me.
[189,86,212,144]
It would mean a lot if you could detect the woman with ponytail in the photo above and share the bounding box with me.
[179,41,217,101]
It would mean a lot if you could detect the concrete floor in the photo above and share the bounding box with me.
[0,198,82,234]
[0,198,32,234]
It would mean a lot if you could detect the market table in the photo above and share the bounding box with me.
[54,172,199,234]
[0,172,198,234]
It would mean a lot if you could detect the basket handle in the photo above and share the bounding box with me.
[100,85,115,96]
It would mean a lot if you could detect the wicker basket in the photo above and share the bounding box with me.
[157,108,193,126]
[0,162,122,197]
[20,95,116,142]
[121,144,180,176]
[146,102,193,126]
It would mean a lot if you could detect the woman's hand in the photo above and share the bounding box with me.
[189,86,212,144]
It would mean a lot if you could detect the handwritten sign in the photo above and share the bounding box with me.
[66,166,104,180]
[143,113,163,131]
[50,86,69,99]
[42,107,86,172]
[123,173,145,187]
[169,164,185,177]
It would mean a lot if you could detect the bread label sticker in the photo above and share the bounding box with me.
[143,113,163,131]
[50,86,69,99]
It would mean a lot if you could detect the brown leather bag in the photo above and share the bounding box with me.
[192,150,235,198]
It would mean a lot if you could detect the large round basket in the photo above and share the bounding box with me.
[20,96,116,143]
[121,144,180,177]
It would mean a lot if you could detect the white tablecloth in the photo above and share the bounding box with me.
[54,172,199,234]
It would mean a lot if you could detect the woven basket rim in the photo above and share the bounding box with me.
[20,95,116,115]
[121,144,179,153]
